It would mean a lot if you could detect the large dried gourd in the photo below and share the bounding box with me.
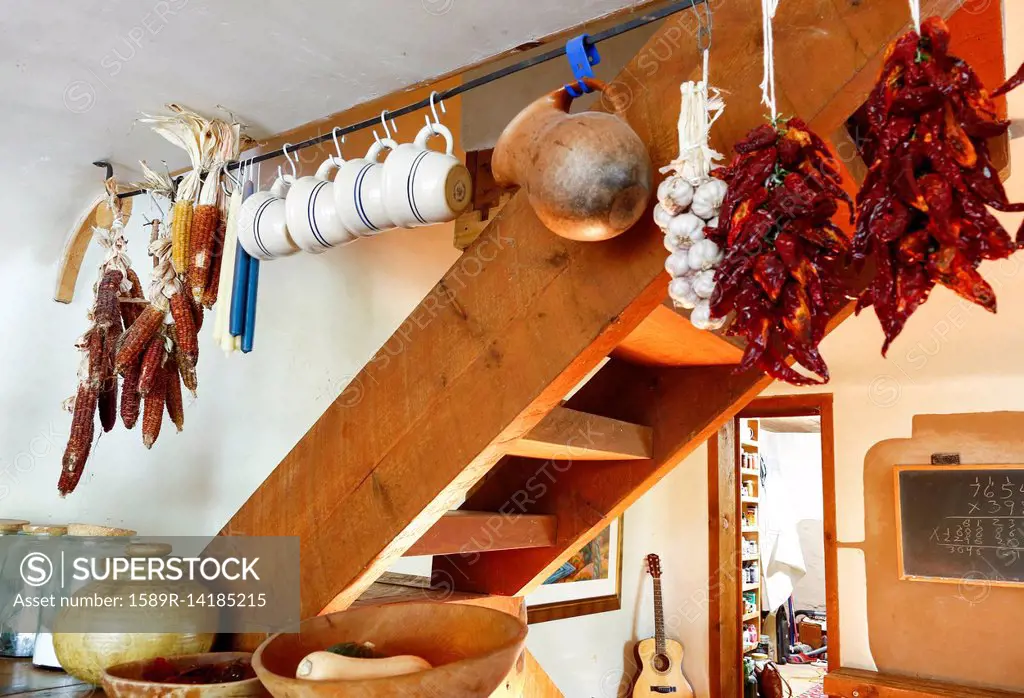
[115,304,165,373]
[172,199,194,275]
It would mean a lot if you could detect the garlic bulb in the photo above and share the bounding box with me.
[687,238,722,271]
[693,269,716,299]
[690,300,725,330]
[669,276,698,310]
[691,179,728,220]
[654,203,674,230]
[665,251,691,278]
[658,176,694,215]
[667,212,705,248]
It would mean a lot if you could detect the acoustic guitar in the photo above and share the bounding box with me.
[632,554,695,697]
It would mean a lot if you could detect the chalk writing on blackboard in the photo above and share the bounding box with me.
[895,465,1024,586]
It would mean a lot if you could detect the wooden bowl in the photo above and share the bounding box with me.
[102,652,267,697]
[253,602,528,698]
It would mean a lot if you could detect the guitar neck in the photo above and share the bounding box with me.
[653,577,666,655]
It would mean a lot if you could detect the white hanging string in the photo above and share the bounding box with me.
[908,0,921,34]
[760,0,780,122]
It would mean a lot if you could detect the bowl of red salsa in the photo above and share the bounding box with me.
[102,651,266,697]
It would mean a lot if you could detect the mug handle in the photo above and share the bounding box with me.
[365,138,398,163]
[316,157,341,180]
[414,123,455,156]
[270,175,292,198]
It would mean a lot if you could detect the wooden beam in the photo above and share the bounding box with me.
[505,406,653,461]
[224,0,958,619]
[824,668,1024,698]
[612,303,744,368]
[404,511,556,557]
[708,421,739,698]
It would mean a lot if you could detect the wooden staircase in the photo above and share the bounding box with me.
[221,0,999,689]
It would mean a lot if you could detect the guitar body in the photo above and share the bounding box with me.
[632,637,694,698]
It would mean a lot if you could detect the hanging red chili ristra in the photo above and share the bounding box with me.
[709,118,853,386]
[854,16,1024,354]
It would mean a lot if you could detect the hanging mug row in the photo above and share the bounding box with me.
[237,113,473,260]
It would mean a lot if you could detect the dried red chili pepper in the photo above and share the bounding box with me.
[854,16,1024,354]
[709,117,853,385]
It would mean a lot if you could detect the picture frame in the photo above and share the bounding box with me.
[526,516,624,624]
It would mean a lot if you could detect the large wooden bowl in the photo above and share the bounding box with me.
[252,602,528,698]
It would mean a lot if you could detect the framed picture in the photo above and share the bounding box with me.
[526,516,624,624]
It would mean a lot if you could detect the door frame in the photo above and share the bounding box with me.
[708,393,838,698]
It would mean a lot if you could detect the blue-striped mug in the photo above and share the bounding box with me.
[285,158,357,253]
[381,123,472,229]
[333,138,398,237]
[237,175,299,261]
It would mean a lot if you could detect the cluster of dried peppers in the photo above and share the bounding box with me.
[59,110,247,496]
[854,16,1024,353]
[708,118,853,385]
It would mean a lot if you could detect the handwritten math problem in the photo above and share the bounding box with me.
[897,466,1024,584]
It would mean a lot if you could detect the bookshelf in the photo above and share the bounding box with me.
[739,417,761,655]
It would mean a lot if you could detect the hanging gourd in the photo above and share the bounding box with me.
[853,6,1024,354]
[660,4,728,330]
[706,0,853,385]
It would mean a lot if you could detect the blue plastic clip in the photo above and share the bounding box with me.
[564,34,601,97]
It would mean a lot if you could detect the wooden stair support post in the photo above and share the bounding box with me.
[404,512,557,557]
[223,0,966,619]
[506,406,653,461]
[708,421,739,698]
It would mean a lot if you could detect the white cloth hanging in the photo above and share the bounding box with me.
[758,433,808,612]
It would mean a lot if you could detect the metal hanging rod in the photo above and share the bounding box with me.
[117,0,706,199]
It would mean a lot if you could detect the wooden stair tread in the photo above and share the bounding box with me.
[612,303,745,368]
[824,668,1024,698]
[405,511,556,557]
[506,406,653,461]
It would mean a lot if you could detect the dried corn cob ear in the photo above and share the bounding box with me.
[167,325,199,396]
[85,330,105,389]
[142,364,167,449]
[94,269,123,330]
[120,268,146,328]
[139,336,166,396]
[169,292,199,364]
[189,204,220,302]
[59,383,98,496]
[166,364,184,432]
[172,199,194,275]
[115,304,165,373]
[99,379,117,433]
[120,358,142,429]
[201,217,225,308]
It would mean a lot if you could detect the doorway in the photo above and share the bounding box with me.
[708,394,839,698]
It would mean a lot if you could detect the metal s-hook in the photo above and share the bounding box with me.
[692,0,713,53]
[331,126,346,163]
[380,110,398,140]
[93,160,114,181]
[278,143,297,181]
[424,91,447,135]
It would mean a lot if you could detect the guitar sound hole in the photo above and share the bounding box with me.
[652,654,671,672]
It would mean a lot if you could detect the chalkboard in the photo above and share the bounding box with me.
[895,465,1024,586]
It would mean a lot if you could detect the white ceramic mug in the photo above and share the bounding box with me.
[285,158,358,253]
[237,176,299,260]
[381,123,472,228]
[333,139,398,237]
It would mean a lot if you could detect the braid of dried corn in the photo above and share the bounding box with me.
[169,291,199,365]
[114,304,165,374]
[59,382,98,496]
[165,362,184,432]
[94,269,123,331]
[171,199,194,275]
[142,362,167,449]
[120,356,142,429]
[138,336,167,396]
